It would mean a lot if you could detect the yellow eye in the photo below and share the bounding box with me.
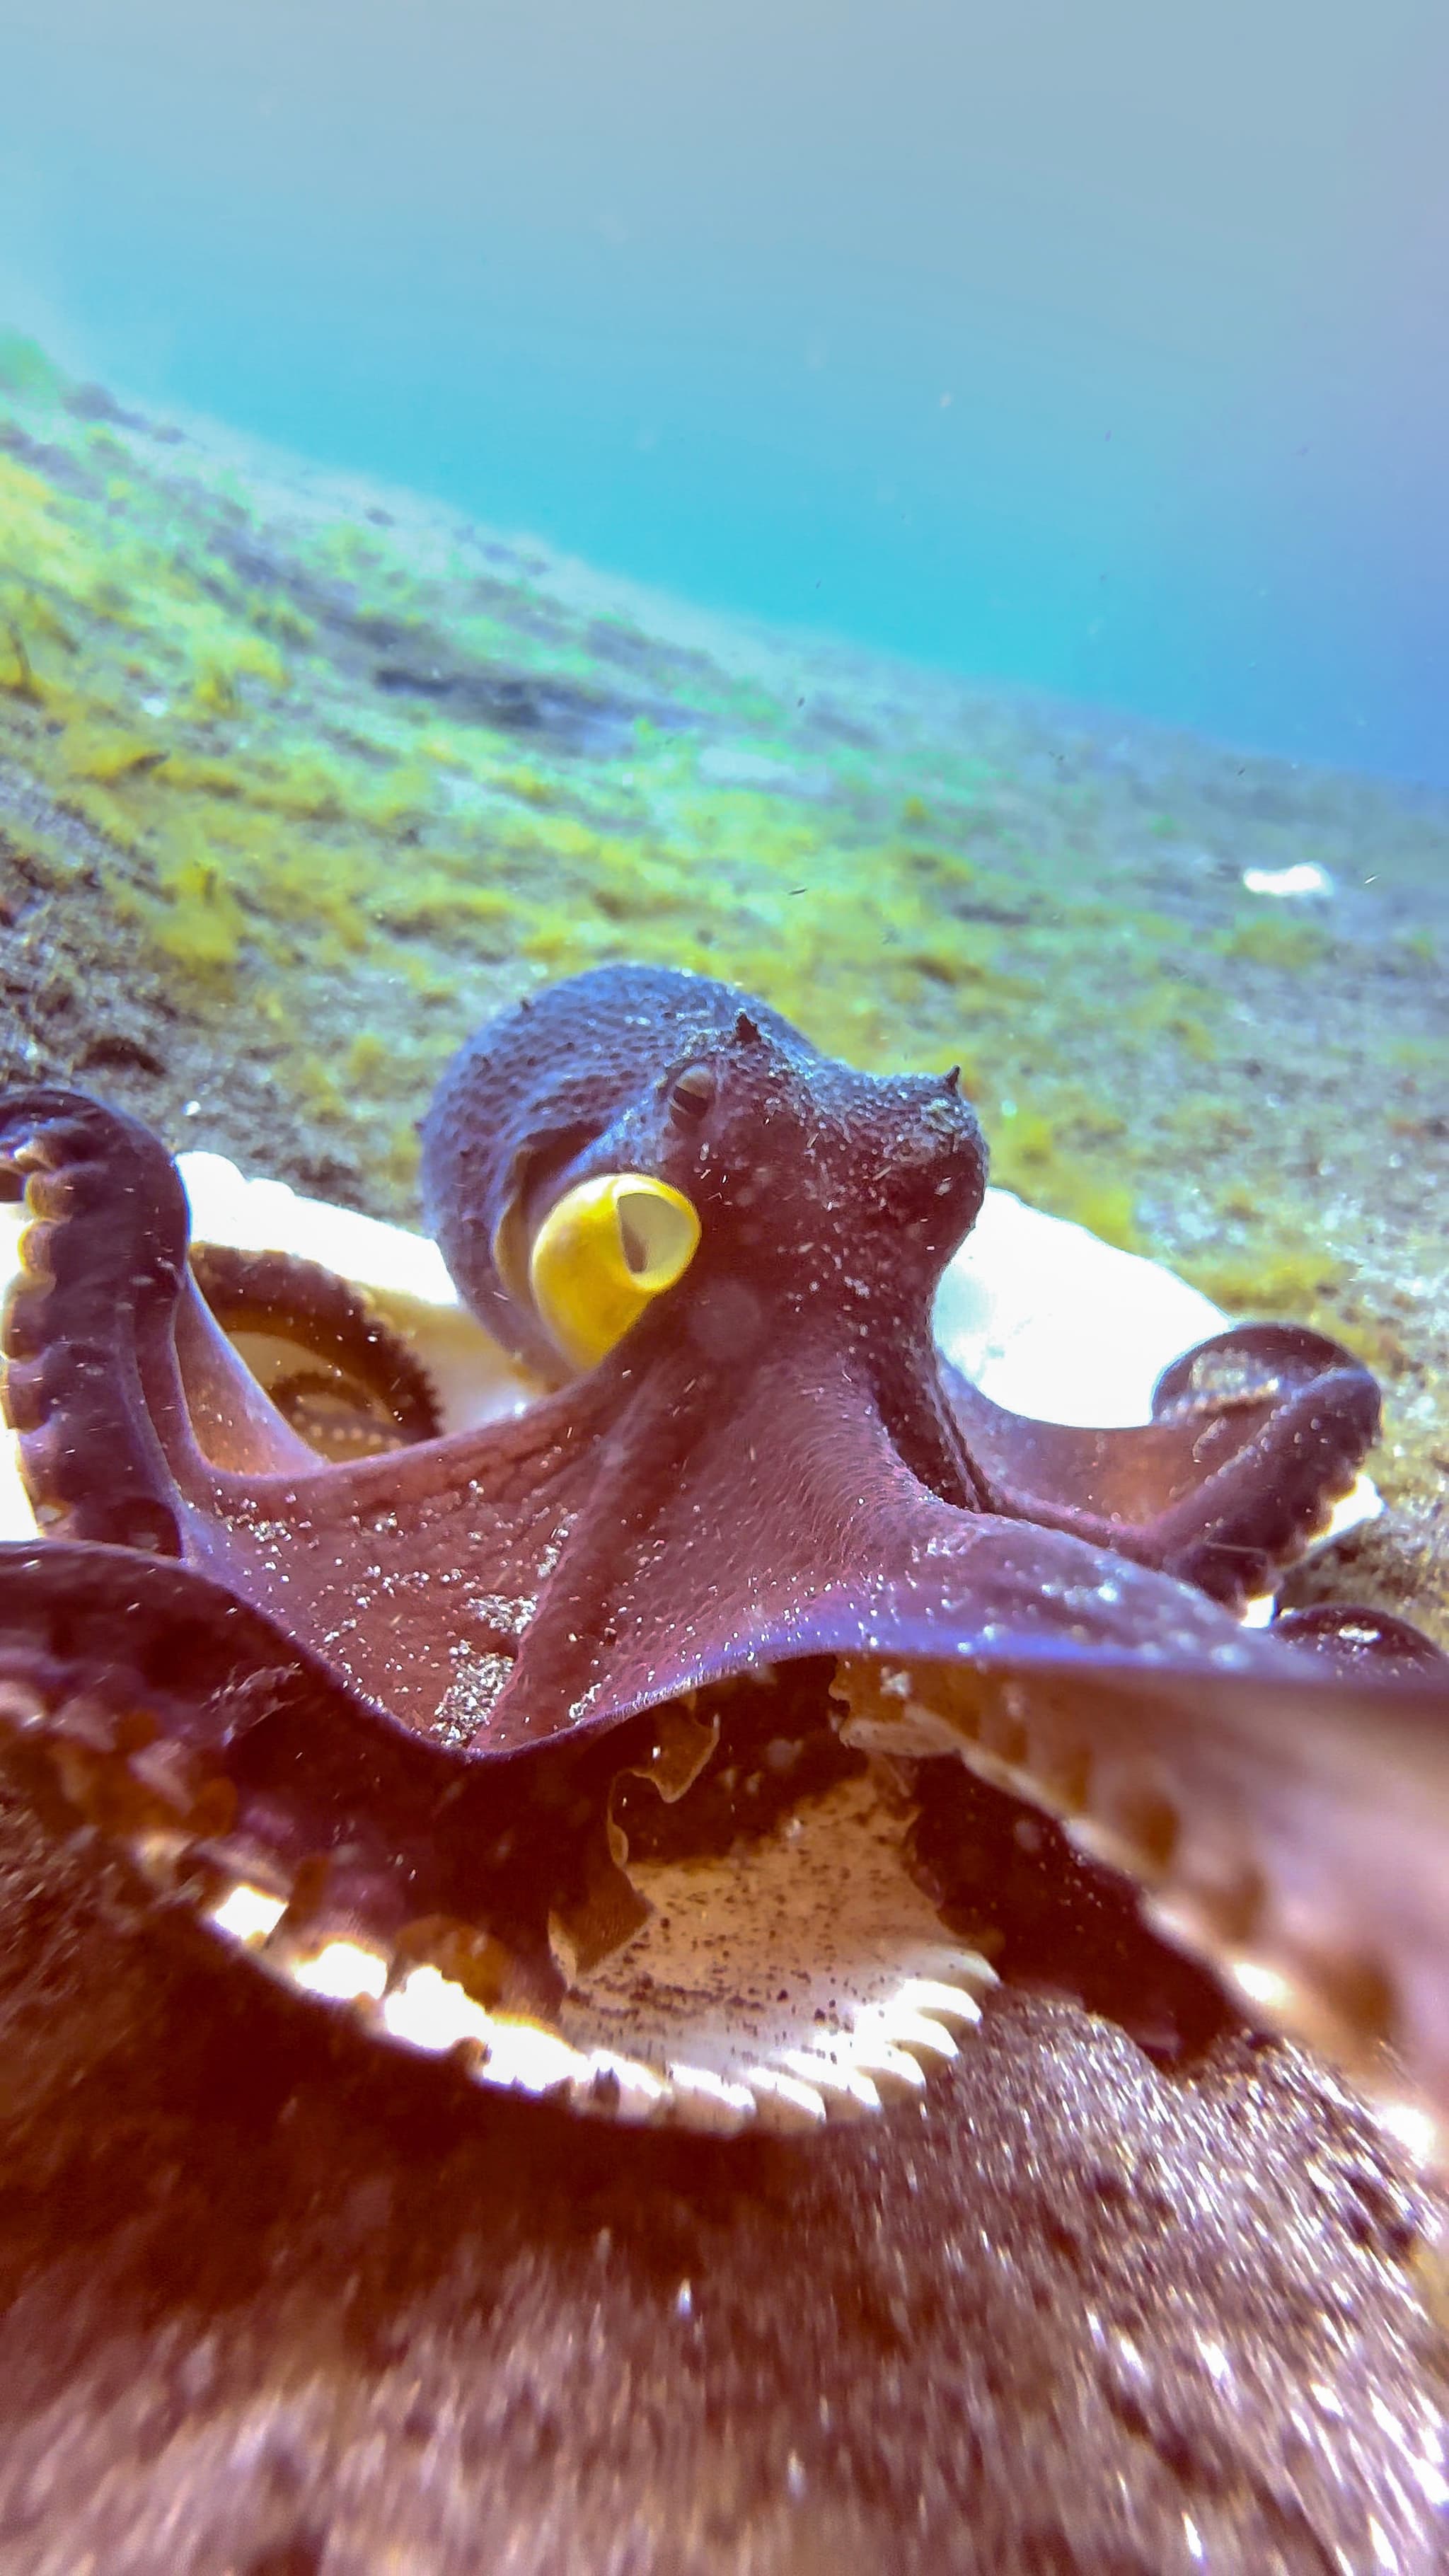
[527,1173,700,1369]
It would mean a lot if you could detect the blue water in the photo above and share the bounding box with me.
[5,0,1447,783]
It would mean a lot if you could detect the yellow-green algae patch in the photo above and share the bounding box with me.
[1,332,1446,1633]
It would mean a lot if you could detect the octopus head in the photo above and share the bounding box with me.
[422,963,986,1375]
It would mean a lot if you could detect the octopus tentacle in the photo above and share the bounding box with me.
[190,1244,443,1455]
[0,1111,1335,1764]
[1269,1602,1448,1678]
[0,1089,664,1741]
[6,1530,1449,2163]
[940,1322,1380,1610]
[487,1336,1308,1745]
[1,1093,316,1526]
[137,1322,1330,1760]
[837,1646,1449,2168]
[0,1537,643,2010]
[1,1092,202,1548]
[0,1004,1426,1762]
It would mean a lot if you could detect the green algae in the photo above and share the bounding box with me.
[150,855,248,976]
[1218,913,1332,971]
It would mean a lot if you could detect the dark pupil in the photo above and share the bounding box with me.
[670,1064,715,1121]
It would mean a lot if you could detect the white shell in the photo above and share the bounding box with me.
[194,1769,998,2135]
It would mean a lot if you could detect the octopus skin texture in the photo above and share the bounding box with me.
[1,961,1447,2152]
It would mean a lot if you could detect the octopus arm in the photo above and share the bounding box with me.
[940,1323,1380,1608]
[0,1537,546,1948]
[836,1645,1449,2169]
[0,1094,630,1752]
[1,1092,321,1539]
[502,1340,1334,1742]
[171,1259,327,1474]
[188,1243,443,1452]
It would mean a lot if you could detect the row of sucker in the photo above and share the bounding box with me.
[1,1094,190,1553]
[834,1654,1449,2173]
[1152,1327,1380,1609]
[0,1546,998,2137]
[190,1242,444,1457]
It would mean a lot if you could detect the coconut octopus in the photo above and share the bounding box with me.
[1,964,1447,2150]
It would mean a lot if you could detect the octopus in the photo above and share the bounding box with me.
[1,961,1448,2149]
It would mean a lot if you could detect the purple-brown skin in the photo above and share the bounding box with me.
[1,962,1448,2148]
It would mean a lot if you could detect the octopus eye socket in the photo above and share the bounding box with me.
[669,1063,716,1123]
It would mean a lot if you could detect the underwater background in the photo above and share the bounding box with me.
[0,0,1445,1639]
[5,0,1449,782]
